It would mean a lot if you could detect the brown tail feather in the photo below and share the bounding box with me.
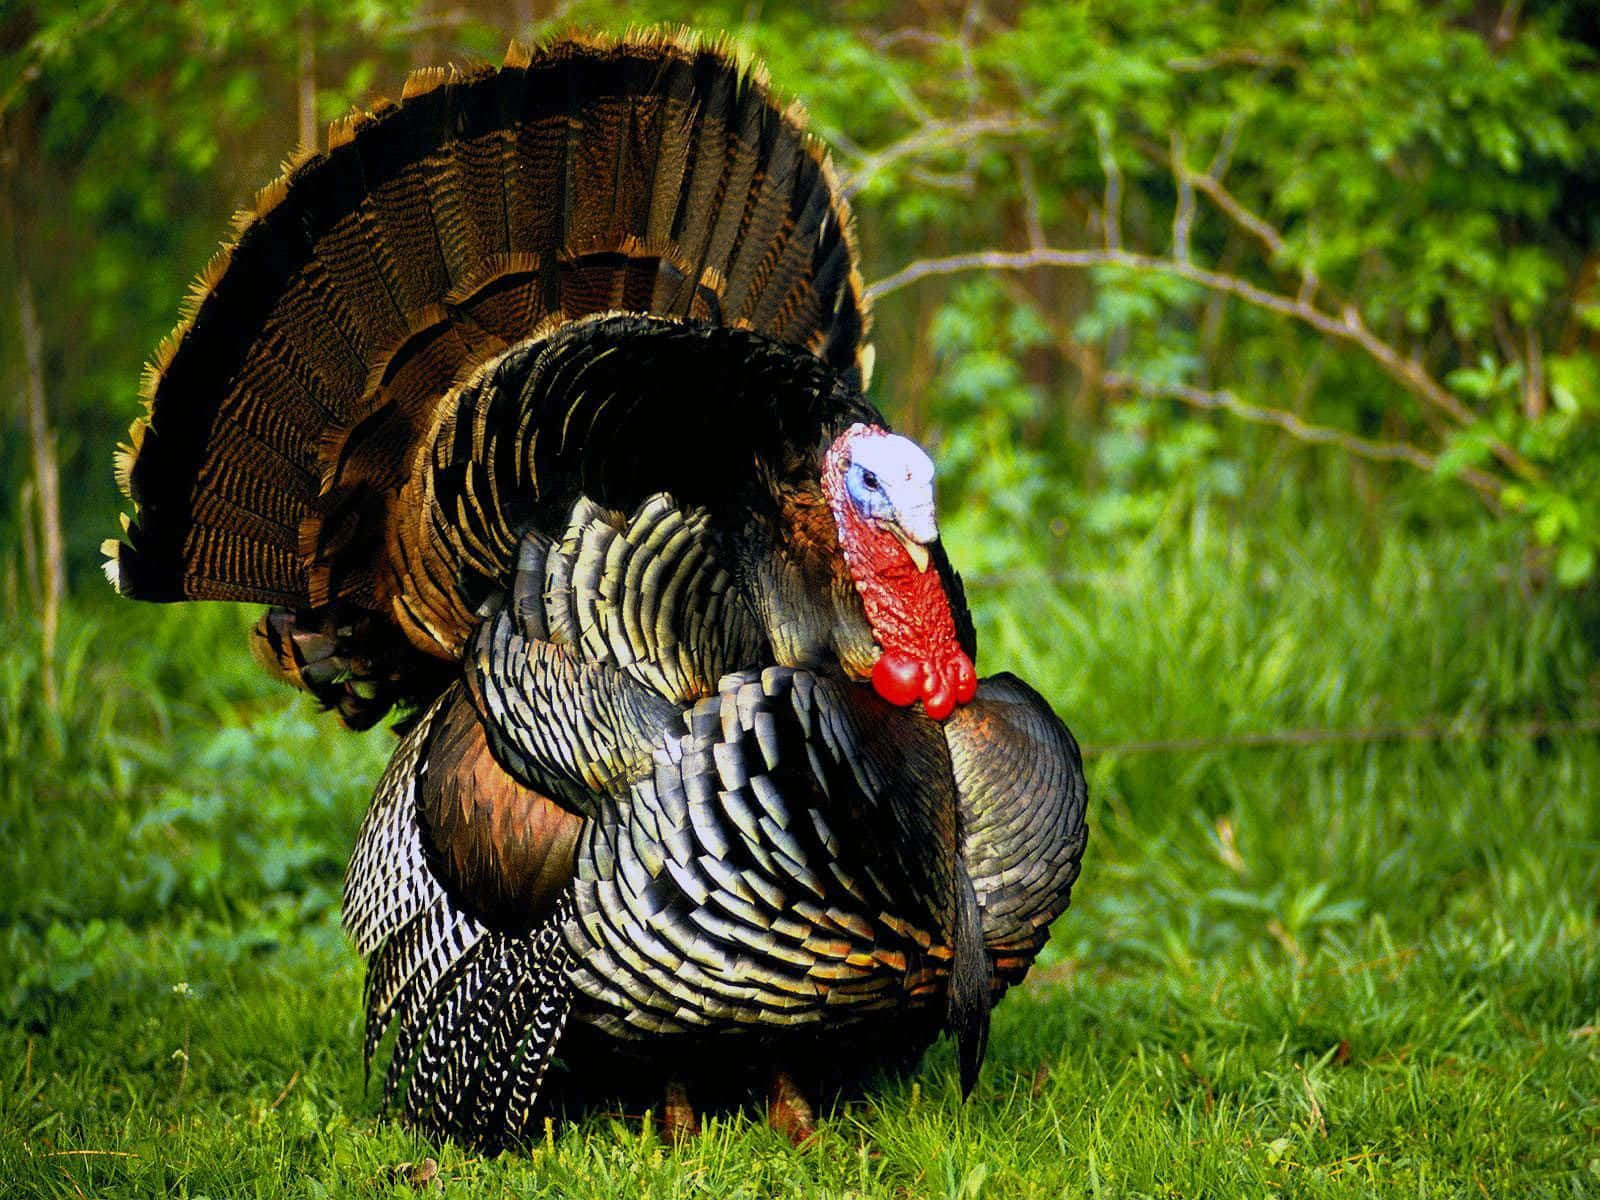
[250,606,455,730]
[110,30,870,723]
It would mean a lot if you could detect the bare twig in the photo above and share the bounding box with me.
[903,166,979,194]
[1094,117,1123,251]
[870,246,1088,296]
[1014,154,1046,250]
[957,0,983,113]
[271,1068,300,1110]
[1296,259,1321,306]
[1138,132,1327,305]
[1205,111,1246,182]
[1100,373,1503,505]
[874,53,937,126]
[865,244,1536,481]
[1185,168,1286,262]
[1080,715,1600,759]
[1133,132,1289,269]
[1170,132,1195,264]
[840,116,1047,197]
[1490,304,1522,369]
[1523,326,1545,420]
[1491,0,1524,52]
[871,28,961,54]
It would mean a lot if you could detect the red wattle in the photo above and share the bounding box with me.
[872,652,923,707]
[952,653,977,703]
[923,676,955,720]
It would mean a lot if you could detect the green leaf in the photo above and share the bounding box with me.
[1555,542,1596,587]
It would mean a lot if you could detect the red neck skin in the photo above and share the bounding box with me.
[823,432,977,720]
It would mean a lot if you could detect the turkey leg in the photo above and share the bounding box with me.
[765,1070,817,1146]
[661,1078,700,1144]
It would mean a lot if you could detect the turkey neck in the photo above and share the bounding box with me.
[836,516,956,655]
[726,481,879,679]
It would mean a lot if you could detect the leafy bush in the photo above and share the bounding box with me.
[7,0,1599,595]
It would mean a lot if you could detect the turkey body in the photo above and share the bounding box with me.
[108,32,1088,1149]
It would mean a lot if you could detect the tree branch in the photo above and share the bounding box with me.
[1100,373,1502,510]
[839,116,1047,197]
[1184,166,1286,262]
[1014,153,1046,250]
[865,244,1537,482]
[1093,117,1123,251]
[1137,133,1318,299]
[1170,132,1195,264]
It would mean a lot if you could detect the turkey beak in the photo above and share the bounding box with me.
[886,503,938,573]
[888,526,931,572]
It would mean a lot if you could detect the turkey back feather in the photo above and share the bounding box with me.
[399,315,879,661]
[108,30,870,725]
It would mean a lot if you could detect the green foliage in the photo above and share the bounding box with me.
[573,0,1600,587]
[6,0,1600,585]
[0,600,388,1028]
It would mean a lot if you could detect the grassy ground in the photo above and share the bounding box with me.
[2,505,1598,1198]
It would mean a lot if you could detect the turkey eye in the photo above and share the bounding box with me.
[861,470,880,491]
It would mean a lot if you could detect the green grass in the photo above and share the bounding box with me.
[3,505,1598,1198]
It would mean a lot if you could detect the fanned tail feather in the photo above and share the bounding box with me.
[364,899,485,1074]
[343,699,445,955]
[111,31,870,730]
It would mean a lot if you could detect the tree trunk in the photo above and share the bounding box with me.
[16,271,63,709]
[297,8,317,151]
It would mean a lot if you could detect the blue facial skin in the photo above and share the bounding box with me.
[845,463,894,523]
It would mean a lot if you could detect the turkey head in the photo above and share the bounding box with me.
[822,424,978,720]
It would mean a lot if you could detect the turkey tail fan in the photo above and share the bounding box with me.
[107,30,871,722]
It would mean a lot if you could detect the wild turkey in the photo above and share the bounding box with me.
[106,31,1088,1149]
